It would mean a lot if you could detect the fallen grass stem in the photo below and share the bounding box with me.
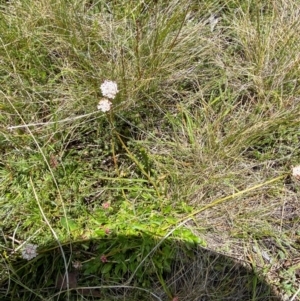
[163,174,287,231]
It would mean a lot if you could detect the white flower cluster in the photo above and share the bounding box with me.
[292,165,300,180]
[97,80,118,112]
[97,98,112,112]
[21,243,38,260]
[100,80,118,99]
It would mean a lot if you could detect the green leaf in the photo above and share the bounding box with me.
[122,262,128,274]
[60,217,80,231]
[101,263,113,274]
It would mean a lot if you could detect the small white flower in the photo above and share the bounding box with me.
[100,80,118,99]
[97,98,112,112]
[208,14,219,32]
[22,244,38,260]
[292,165,300,180]
[72,260,82,270]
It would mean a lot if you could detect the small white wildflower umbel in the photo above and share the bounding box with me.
[72,260,82,270]
[292,165,300,180]
[100,80,118,99]
[97,98,112,112]
[22,244,38,260]
[208,14,219,32]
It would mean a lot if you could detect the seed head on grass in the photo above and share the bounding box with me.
[21,244,38,260]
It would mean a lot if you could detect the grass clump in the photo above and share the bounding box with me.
[1,0,300,300]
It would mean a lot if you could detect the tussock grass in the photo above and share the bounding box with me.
[1,0,300,300]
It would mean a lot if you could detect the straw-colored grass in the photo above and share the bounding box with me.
[1,0,300,300]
